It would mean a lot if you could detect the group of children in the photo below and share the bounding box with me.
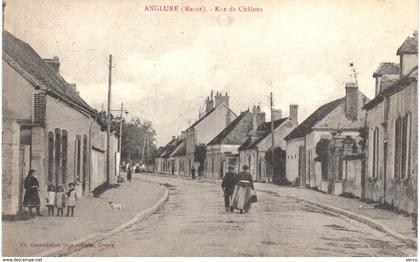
[45,182,78,217]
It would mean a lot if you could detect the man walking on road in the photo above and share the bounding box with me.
[221,167,237,212]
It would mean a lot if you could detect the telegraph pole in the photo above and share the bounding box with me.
[146,136,149,166]
[270,92,274,183]
[106,54,112,184]
[141,135,147,164]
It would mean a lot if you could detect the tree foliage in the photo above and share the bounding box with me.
[265,147,285,164]
[194,144,207,168]
[121,117,157,163]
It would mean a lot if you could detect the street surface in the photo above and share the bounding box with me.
[74,173,416,257]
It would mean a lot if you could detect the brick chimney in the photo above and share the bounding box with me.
[272,109,282,121]
[215,91,229,108]
[345,82,359,121]
[181,131,187,140]
[289,104,298,124]
[43,56,60,74]
[251,105,265,133]
[205,90,215,113]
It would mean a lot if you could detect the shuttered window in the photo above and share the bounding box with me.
[372,127,379,178]
[394,113,411,180]
[394,117,402,179]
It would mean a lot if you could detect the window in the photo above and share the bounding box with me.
[395,113,412,180]
[48,132,54,185]
[406,113,412,178]
[62,130,68,187]
[394,114,411,180]
[372,127,379,178]
[76,135,81,182]
[82,135,88,193]
[55,129,61,187]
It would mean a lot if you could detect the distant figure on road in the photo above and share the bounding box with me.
[221,167,237,212]
[237,165,254,213]
[127,163,132,182]
[198,165,203,179]
[23,169,42,217]
[191,166,196,179]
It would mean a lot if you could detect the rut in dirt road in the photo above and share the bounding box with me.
[73,174,416,257]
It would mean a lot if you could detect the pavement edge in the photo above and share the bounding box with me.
[34,184,170,257]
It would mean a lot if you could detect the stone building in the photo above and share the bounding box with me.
[184,91,236,176]
[285,82,369,188]
[169,138,187,176]
[314,135,364,197]
[2,30,119,215]
[238,105,298,182]
[363,32,418,213]
[154,136,182,175]
[204,109,253,178]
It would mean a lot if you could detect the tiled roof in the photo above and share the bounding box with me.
[373,62,400,77]
[284,98,344,141]
[238,138,252,151]
[397,33,418,55]
[245,118,289,150]
[160,138,184,158]
[2,31,95,115]
[171,141,186,157]
[207,110,250,145]
[237,117,289,151]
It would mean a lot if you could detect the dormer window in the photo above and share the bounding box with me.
[372,63,400,96]
[397,31,418,77]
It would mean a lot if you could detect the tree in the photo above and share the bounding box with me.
[121,117,157,163]
[194,144,206,175]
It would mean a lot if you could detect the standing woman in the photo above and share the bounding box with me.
[237,165,254,213]
[23,169,42,217]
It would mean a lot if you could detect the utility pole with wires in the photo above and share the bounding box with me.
[146,135,150,166]
[118,102,125,154]
[269,92,275,184]
[141,135,147,165]
[106,54,112,184]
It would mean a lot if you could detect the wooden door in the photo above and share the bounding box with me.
[298,146,306,186]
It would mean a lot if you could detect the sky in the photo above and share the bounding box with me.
[4,0,418,145]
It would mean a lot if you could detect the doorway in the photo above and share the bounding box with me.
[383,141,388,201]
[298,146,306,186]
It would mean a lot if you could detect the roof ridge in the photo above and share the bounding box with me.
[207,110,250,145]
[285,97,345,141]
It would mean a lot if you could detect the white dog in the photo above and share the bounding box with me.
[109,201,123,211]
